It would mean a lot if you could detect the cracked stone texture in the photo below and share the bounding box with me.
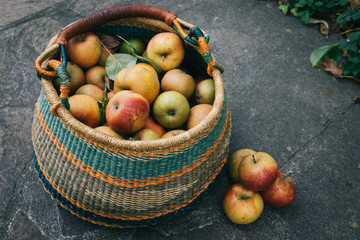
[0,0,359,239]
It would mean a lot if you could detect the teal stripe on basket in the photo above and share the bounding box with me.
[38,88,228,180]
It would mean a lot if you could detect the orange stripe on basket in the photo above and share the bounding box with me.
[35,99,230,187]
[35,144,228,222]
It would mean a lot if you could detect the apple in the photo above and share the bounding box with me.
[119,38,145,55]
[107,91,115,101]
[97,46,116,67]
[195,78,215,105]
[152,91,190,129]
[68,94,101,128]
[161,129,186,139]
[238,152,278,191]
[261,171,296,207]
[52,62,85,96]
[186,104,212,130]
[146,32,185,72]
[114,64,160,104]
[144,117,166,137]
[106,90,149,135]
[133,128,160,141]
[94,126,124,139]
[75,84,104,102]
[161,69,196,99]
[85,66,106,90]
[222,183,264,224]
[66,32,102,69]
[136,62,158,78]
[229,149,256,183]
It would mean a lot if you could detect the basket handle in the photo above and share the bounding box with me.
[55,4,177,45]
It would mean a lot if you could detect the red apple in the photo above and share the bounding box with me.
[66,32,101,69]
[186,104,212,130]
[68,94,101,128]
[261,171,296,207]
[144,117,166,137]
[75,84,104,102]
[222,183,264,224]
[161,69,196,99]
[85,66,106,90]
[238,152,278,191]
[133,128,160,141]
[146,32,185,72]
[228,149,256,183]
[106,90,149,135]
[107,91,115,101]
[152,91,190,129]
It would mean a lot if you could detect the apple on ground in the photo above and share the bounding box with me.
[85,66,106,90]
[222,183,264,224]
[69,94,101,128]
[186,104,212,130]
[106,90,149,135]
[133,128,160,141]
[152,91,190,129]
[229,149,256,183]
[238,152,278,191]
[261,171,296,207]
[146,32,185,72]
[119,38,145,55]
[66,32,102,69]
[114,64,160,104]
[53,62,85,96]
[97,46,116,67]
[195,78,215,105]
[161,69,196,99]
[144,117,166,137]
[161,129,186,139]
[95,126,124,139]
[75,84,104,102]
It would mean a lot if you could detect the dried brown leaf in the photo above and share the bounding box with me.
[320,59,343,78]
[96,33,121,49]
[353,96,360,103]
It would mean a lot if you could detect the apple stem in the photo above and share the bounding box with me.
[240,193,250,200]
[251,153,256,163]
[282,170,293,179]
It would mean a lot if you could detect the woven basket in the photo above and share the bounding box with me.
[32,4,231,228]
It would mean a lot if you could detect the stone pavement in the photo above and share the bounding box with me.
[0,0,359,239]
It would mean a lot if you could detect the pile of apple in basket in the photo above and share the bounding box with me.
[58,31,215,140]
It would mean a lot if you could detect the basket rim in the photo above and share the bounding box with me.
[38,17,226,153]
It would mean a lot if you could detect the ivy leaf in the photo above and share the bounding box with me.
[310,43,341,67]
[279,4,289,15]
[105,53,137,80]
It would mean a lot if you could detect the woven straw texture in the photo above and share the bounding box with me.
[32,17,231,228]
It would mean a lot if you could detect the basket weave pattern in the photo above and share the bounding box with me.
[32,15,231,228]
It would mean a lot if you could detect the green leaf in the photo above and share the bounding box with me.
[279,4,289,15]
[295,0,307,8]
[105,53,137,80]
[310,43,341,67]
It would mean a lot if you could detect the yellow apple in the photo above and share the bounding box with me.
[68,94,101,128]
[161,69,195,99]
[114,64,160,104]
[186,104,213,130]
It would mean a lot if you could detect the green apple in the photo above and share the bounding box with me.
[152,91,190,129]
[161,69,196,99]
[195,78,215,104]
[228,149,256,183]
[119,38,145,55]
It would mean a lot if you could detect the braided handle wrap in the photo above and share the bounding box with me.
[55,4,177,45]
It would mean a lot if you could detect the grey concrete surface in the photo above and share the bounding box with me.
[0,0,359,239]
